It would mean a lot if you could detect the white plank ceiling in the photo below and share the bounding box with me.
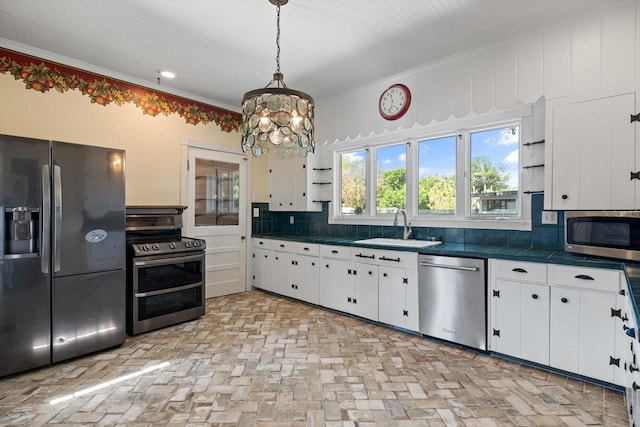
[0,0,631,111]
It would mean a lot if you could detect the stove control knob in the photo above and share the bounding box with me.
[169,242,176,249]
[152,243,160,250]
[185,241,191,248]
[143,244,150,251]
[192,240,199,247]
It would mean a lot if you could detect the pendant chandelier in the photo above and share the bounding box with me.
[240,0,315,159]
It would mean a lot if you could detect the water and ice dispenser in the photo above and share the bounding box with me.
[4,207,39,256]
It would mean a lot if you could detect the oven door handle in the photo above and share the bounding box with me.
[134,281,203,298]
[133,253,204,267]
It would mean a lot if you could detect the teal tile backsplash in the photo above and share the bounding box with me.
[252,193,564,250]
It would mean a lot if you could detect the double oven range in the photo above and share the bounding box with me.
[125,206,206,335]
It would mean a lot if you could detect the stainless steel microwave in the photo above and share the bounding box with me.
[565,211,640,261]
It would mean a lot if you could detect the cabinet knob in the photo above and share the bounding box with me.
[532,294,538,299]
[561,297,569,303]
[561,194,568,200]
[383,273,388,277]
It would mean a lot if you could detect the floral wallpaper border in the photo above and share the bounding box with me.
[0,48,242,133]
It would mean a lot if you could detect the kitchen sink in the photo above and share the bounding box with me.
[354,238,442,248]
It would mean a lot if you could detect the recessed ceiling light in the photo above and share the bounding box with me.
[160,70,176,79]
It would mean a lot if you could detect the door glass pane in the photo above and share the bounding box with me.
[376,144,406,214]
[418,136,456,216]
[195,159,240,226]
[341,150,366,216]
[470,126,519,217]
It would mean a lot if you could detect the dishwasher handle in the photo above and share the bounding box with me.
[419,262,479,272]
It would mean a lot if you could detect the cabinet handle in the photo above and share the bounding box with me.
[620,289,627,296]
[379,256,401,262]
[630,365,639,373]
[609,356,620,367]
[383,273,388,277]
[280,244,285,248]
[312,262,315,266]
[561,297,569,303]
[355,253,375,259]
[353,298,357,304]
[633,382,640,391]
[512,268,527,273]
[259,241,264,245]
[561,194,568,200]
[325,264,329,268]
[492,329,500,337]
[631,171,640,181]
[574,274,594,281]
[303,247,310,251]
[368,270,373,275]
[403,310,408,317]
[331,250,339,254]
[347,297,352,303]
[532,294,538,299]
[632,113,640,123]
[611,308,622,318]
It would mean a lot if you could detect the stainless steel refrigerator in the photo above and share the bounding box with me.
[0,135,126,377]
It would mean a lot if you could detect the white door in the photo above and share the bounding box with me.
[185,147,247,298]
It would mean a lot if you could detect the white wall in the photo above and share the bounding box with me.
[315,3,639,145]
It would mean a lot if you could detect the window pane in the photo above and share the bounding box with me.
[341,150,366,215]
[418,136,456,215]
[195,159,240,226]
[470,126,519,217]
[376,144,406,214]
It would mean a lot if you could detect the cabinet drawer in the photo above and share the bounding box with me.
[291,242,319,256]
[252,238,272,249]
[492,259,547,284]
[372,249,417,270]
[272,240,294,252]
[552,265,621,292]
[320,244,350,260]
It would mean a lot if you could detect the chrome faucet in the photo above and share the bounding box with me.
[393,209,412,240]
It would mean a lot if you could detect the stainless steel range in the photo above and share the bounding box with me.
[126,206,206,336]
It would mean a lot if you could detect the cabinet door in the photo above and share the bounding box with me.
[379,266,407,328]
[353,263,378,321]
[269,156,309,211]
[270,251,291,296]
[252,248,271,291]
[579,290,617,383]
[296,255,319,305]
[548,91,637,210]
[491,279,522,358]
[549,287,580,372]
[520,283,550,365]
[319,258,350,312]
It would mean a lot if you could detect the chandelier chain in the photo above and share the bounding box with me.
[275,4,281,76]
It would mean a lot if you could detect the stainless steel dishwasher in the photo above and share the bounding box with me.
[418,254,487,350]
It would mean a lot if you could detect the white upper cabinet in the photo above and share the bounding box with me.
[545,86,639,210]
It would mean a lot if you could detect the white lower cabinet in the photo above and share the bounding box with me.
[270,241,292,296]
[289,243,320,304]
[251,238,272,291]
[352,256,379,321]
[378,253,419,332]
[319,245,351,312]
[490,260,549,365]
[490,259,629,386]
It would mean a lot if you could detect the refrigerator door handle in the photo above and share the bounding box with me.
[53,164,62,273]
[41,165,51,273]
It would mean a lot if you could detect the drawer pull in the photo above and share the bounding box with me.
[574,274,594,281]
[259,241,264,245]
[532,294,538,300]
[379,256,401,262]
[331,250,339,254]
[355,253,375,259]
[561,297,569,303]
[512,268,527,273]
[303,247,310,251]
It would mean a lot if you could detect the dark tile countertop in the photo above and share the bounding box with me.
[253,233,640,328]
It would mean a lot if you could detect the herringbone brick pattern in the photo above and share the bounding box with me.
[0,290,628,426]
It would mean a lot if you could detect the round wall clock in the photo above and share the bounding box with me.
[378,83,411,120]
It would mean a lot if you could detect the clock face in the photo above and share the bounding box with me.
[379,84,411,120]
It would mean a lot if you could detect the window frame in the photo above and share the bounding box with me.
[330,107,533,231]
